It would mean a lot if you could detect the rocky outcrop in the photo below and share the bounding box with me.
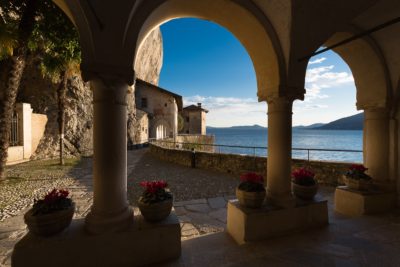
[134,28,163,85]
[0,27,163,159]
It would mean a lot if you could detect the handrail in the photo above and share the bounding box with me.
[149,139,363,162]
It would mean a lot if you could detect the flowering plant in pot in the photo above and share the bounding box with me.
[236,172,266,208]
[343,164,372,190]
[24,189,75,236]
[291,167,318,200]
[138,180,173,222]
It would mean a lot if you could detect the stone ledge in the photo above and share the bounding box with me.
[12,214,181,267]
[227,198,328,245]
[334,186,396,217]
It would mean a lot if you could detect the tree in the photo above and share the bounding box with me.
[0,0,39,179]
[30,1,81,165]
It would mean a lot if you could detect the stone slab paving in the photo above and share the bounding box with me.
[174,196,232,240]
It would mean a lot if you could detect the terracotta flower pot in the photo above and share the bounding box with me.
[343,176,371,191]
[138,198,173,222]
[236,187,266,208]
[291,182,318,200]
[24,203,75,237]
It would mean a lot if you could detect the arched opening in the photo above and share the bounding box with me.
[293,49,362,163]
[153,119,170,140]
[128,0,285,101]
[297,31,391,183]
[130,16,268,238]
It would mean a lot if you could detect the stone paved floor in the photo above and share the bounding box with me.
[1,149,400,266]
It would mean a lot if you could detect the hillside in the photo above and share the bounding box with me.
[315,113,364,130]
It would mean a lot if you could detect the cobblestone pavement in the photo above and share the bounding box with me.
[0,149,239,266]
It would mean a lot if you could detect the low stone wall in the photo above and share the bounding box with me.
[150,143,353,186]
[155,134,215,153]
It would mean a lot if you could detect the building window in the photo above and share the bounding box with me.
[186,130,189,134]
[186,117,189,122]
[142,127,144,131]
[141,98,147,108]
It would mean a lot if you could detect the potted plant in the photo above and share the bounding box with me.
[138,180,173,222]
[24,189,75,236]
[291,167,318,200]
[236,172,266,208]
[343,164,372,190]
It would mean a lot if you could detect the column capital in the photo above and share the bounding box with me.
[91,74,130,106]
[267,97,294,114]
[81,62,135,86]
[364,107,389,120]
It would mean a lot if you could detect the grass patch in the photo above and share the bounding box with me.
[5,157,81,180]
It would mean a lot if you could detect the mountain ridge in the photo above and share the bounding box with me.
[207,113,364,130]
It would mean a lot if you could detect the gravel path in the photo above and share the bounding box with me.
[127,151,240,204]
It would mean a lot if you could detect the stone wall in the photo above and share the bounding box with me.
[31,113,48,154]
[165,134,215,152]
[150,143,354,186]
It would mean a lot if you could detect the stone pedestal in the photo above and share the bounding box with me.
[227,198,328,244]
[334,186,396,216]
[12,214,181,267]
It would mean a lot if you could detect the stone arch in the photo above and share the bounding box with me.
[151,118,172,140]
[322,31,392,110]
[123,0,286,101]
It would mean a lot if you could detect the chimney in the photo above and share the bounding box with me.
[197,103,202,107]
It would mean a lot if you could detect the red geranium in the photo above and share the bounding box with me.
[140,180,168,194]
[240,172,263,184]
[291,167,316,186]
[139,180,172,204]
[32,188,72,215]
[292,168,315,180]
[44,189,69,204]
[349,164,367,173]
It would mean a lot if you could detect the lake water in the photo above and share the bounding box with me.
[206,128,363,163]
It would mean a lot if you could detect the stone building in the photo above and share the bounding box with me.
[135,79,182,140]
[180,103,208,135]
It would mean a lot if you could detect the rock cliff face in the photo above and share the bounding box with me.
[1,28,163,159]
[135,29,163,85]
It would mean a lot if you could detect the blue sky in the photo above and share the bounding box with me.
[159,18,360,127]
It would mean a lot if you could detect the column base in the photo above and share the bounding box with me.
[12,214,181,267]
[227,197,328,244]
[266,189,296,208]
[334,186,396,216]
[85,206,133,234]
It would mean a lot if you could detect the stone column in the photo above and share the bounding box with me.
[85,74,133,234]
[364,108,389,181]
[266,97,295,208]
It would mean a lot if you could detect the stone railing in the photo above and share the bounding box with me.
[150,143,354,186]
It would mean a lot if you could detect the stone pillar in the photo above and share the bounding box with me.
[85,74,133,234]
[266,97,295,208]
[364,108,390,182]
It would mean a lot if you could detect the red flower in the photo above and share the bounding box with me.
[291,168,315,180]
[240,173,263,184]
[349,164,367,173]
[43,189,69,204]
[140,180,168,194]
